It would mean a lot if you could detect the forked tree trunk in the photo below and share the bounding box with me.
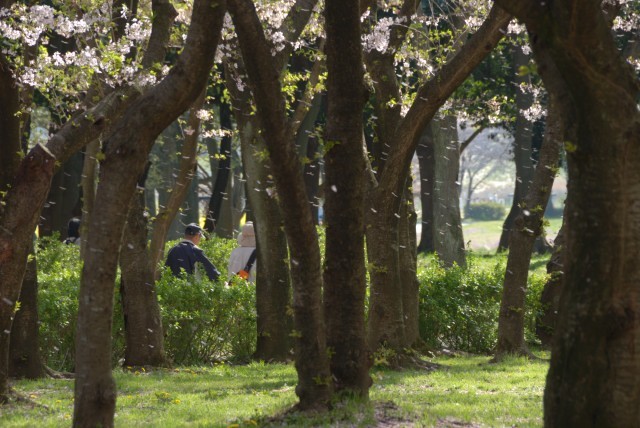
[323,0,371,395]
[120,186,166,367]
[73,2,224,425]
[432,116,466,268]
[228,0,332,410]
[494,95,562,357]
[492,1,640,425]
[535,222,564,347]
[9,240,46,379]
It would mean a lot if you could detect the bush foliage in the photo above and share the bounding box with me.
[36,234,548,371]
[465,201,506,221]
[418,254,547,354]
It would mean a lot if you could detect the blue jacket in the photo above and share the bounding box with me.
[165,240,220,281]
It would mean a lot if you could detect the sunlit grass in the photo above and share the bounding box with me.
[3,354,549,427]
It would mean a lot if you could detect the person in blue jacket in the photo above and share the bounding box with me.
[165,223,220,281]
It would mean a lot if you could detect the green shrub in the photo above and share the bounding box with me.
[418,254,547,353]
[36,234,256,370]
[37,236,83,371]
[465,202,506,221]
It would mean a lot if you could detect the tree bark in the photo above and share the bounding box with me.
[0,52,21,195]
[432,115,466,268]
[494,1,640,425]
[9,240,45,379]
[228,0,332,410]
[80,140,100,258]
[323,0,371,396]
[72,1,225,425]
[494,94,562,357]
[535,222,564,348]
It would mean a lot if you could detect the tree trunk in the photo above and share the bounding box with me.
[204,91,233,234]
[492,1,640,425]
[0,52,21,195]
[120,186,166,367]
[73,2,224,425]
[432,116,466,268]
[494,95,562,357]
[497,45,534,252]
[80,140,100,258]
[228,0,332,409]
[323,0,371,395]
[535,222,564,348]
[9,240,46,379]
[229,79,293,363]
[416,124,436,253]
[399,186,420,347]
[0,145,56,403]
[366,195,406,351]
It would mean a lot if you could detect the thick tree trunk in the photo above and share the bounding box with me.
[323,0,371,395]
[498,46,534,252]
[492,1,640,425]
[432,116,466,268]
[535,222,564,348]
[416,124,436,253]
[72,2,224,425]
[0,53,21,195]
[120,187,166,367]
[0,145,55,403]
[228,0,332,410]
[494,95,562,357]
[9,240,45,379]
[80,140,100,258]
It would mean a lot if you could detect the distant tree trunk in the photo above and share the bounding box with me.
[40,152,84,238]
[323,0,371,395]
[72,1,224,424]
[9,240,46,379]
[432,116,466,267]
[204,90,232,234]
[417,124,435,253]
[399,186,420,347]
[228,0,332,409]
[536,222,564,348]
[226,63,292,363]
[493,2,640,425]
[494,94,562,358]
[120,178,166,367]
[148,88,205,278]
[498,45,534,252]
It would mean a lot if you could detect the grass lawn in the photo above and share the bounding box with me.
[462,217,563,252]
[2,354,548,427]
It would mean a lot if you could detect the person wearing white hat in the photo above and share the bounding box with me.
[228,222,257,283]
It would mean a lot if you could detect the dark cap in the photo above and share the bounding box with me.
[185,223,204,236]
